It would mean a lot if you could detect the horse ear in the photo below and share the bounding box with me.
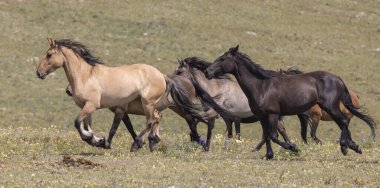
[47,37,55,47]
[229,45,239,55]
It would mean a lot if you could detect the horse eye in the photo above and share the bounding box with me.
[47,53,52,58]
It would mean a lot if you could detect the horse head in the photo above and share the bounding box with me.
[205,45,239,79]
[36,38,65,79]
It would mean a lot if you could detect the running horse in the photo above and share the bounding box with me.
[36,38,204,151]
[205,45,376,159]
[279,68,375,144]
[175,57,310,150]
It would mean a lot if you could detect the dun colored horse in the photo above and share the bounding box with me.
[37,38,204,151]
[205,45,376,159]
[279,68,374,144]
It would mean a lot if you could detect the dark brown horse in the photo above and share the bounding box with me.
[205,45,376,159]
[279,68,375,144]
[175,57,310,151]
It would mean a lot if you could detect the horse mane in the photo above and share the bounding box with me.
[183,57,232,80]
[235,52,282,79]
[55,39,103,66]
[279,67,304,75]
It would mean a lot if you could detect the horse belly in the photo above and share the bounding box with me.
[279,96,317,115]
[99,92,140,108]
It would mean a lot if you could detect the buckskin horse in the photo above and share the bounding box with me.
[36,38,204,152]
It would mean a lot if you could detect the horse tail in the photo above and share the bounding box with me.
[341,84,376,141]
[165,76,206,123]
[187,69,232,120]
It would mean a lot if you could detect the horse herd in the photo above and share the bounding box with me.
[36,38,376,159]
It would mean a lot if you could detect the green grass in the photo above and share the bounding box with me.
[0,0,379,187]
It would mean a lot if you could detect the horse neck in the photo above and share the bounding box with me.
[232,60,264,105]
[61,47,93,93]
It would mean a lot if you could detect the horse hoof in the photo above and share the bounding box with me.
[289,144,299,153]
[198,136,207,147]
[313,138,323,145]
[130,137,145,152]
[93,137,106,148]
[203,146,209,152]
[236,134,241,141]
[266,153,274,160]
[104,141,111,149]
[341,146,348,155]
[190,132,200,142]
[353,146,362,154]
[148,135,161,152]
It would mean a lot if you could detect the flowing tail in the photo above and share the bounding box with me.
[341,84,376,141]
[187,69,232,120]
[165,77,206,123]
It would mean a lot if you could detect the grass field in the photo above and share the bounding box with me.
[0,0,379,187]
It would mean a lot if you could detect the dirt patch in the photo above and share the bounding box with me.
[59,155,102,169]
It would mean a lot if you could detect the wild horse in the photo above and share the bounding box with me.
[279,68,376,144]
[175,57,310,150]
[36,38,205,152]
[205,45,376,159]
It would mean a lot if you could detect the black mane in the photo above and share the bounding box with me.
[235,52,282,79]
[182,57,231,80]
[55,39,103,66]
[280,67,304,75]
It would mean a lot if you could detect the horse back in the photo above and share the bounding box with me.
[93,64,166,107]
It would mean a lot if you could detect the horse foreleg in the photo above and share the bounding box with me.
[235,119,241,140]
[268,114,298,153]
[82,114,107,148]
[204,118,215,151]
[185,118,201,143]
[122,114,138,141]
[276,119,291,143]
[259,117,273,160]
[75,103,97,146]
[222,117,233,139]
[253,132,265,151]
[102,108,124,149]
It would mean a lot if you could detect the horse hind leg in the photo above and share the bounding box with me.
[297,114,309,144]
[310,114,323,144]
[346,119,362,154]
[130,102,157,152]
[148,109,162,151]
[319,105,351,155]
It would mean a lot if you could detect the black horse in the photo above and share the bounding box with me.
[204,45,376,159]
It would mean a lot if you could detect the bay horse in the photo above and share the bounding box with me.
[205,45,376,159]
[279,68,375,144]
[36,38,204,151]
[175,57,310,150]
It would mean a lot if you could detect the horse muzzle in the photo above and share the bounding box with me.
[36,70,47,80]
[204,70,214,80]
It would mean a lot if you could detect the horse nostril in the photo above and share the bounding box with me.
[36,71,41,78]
